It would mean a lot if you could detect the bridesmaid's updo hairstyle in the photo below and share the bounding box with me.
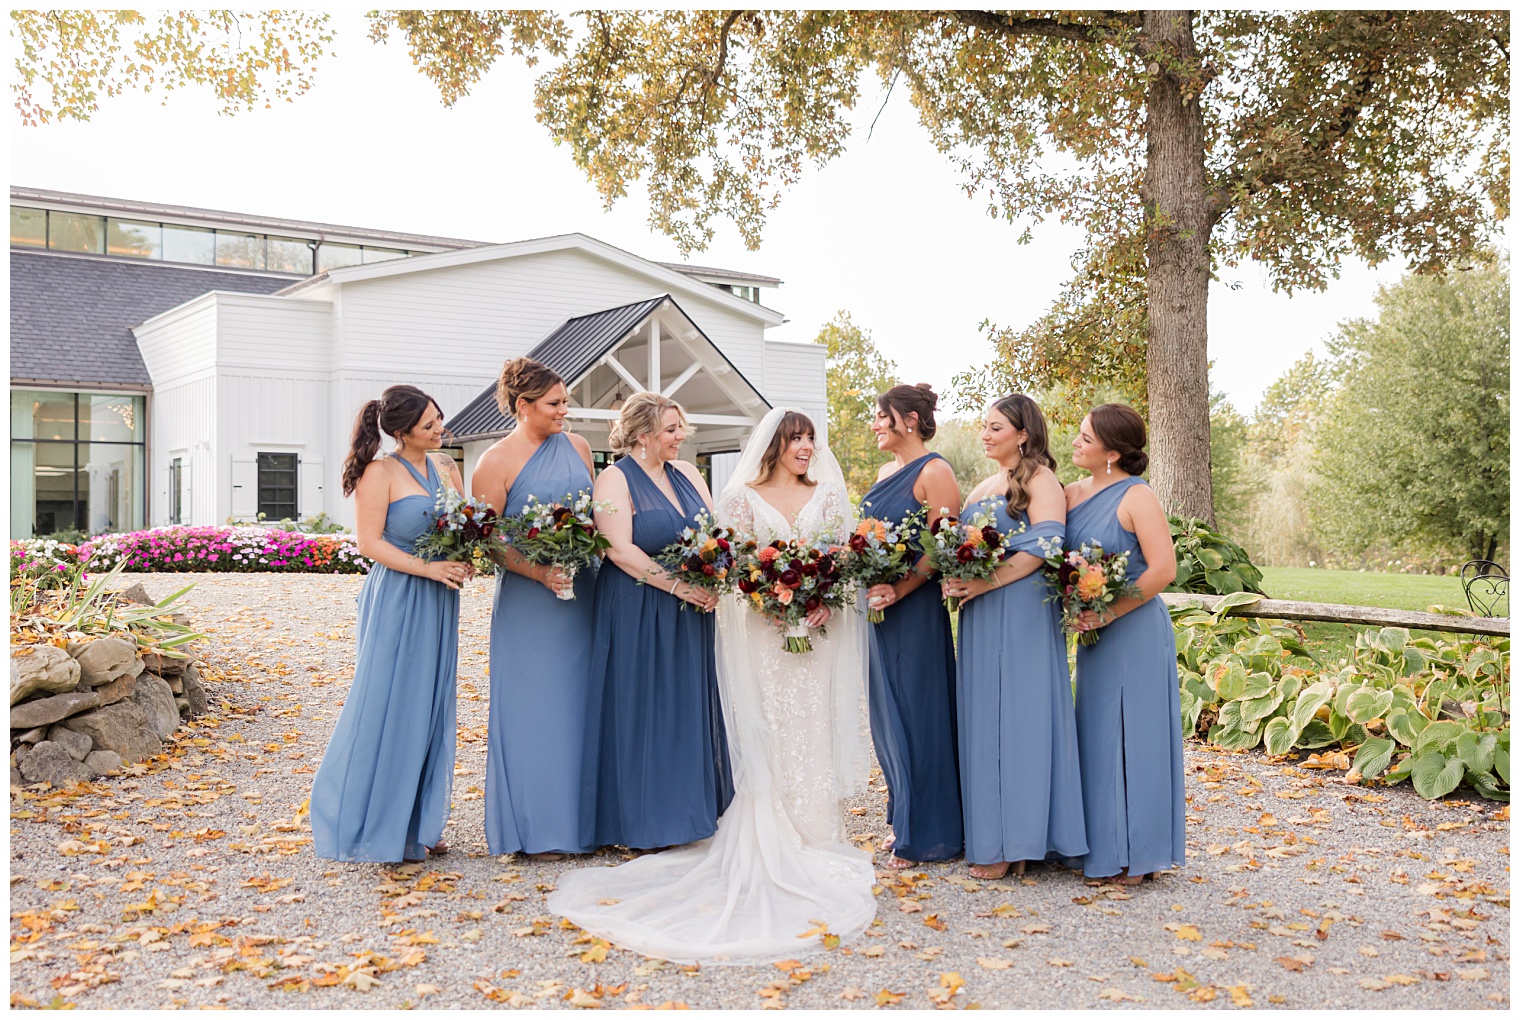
[990,393,1056,513]
[607,392,689,457]
[342,385,441,496]
[1088,403,1149,476]
[497,357,563,417]
[877,383,939,440]
[750,410,818,488]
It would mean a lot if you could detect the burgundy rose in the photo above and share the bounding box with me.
[804,596,822,612]
[801,562,819,577]
[702,563,716,577]
[686,554,705,572]
[982,525,1001,546]
[526,527,540,539]
[956,546,975,563]
[779,568,801,587]
[738,578,757,594]
[716,537,730,552]
[849,534,868,552]
[789,558,804,573]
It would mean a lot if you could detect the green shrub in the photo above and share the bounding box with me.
[1168,516,1267,596]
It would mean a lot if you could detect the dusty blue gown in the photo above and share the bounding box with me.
[486,432,599,855]
[1067,476,1186,878]
[312,454,458,862]
[587,461,734,849]
[861,453,962,862]
[956,497,1087,866]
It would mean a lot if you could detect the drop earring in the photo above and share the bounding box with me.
[640,443,647,461]
[1106,460,1112,476]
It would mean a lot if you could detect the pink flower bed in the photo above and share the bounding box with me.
[13,526,373,575]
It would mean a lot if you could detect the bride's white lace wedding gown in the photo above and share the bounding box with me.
[546,480,876,965]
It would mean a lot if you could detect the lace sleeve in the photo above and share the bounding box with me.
[818,483,852,541]
[718,488,757,538]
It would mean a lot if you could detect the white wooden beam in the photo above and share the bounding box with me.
[661,361,702,399]
[566,408,756,426]
[648,318,661,393]
[605,355,643,394]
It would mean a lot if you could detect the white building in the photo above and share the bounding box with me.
[10,189,825,536]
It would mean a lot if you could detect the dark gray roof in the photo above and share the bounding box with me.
[10,250,292,387]
[654,260,782,287]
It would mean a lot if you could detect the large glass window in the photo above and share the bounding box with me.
[317,243,363,271]
[11,207,46,247]
[266,236,313,275]
[256,452,298,520]
[9,390,146,539]
[107,218,163,259]
[215,231,265,270]
[48,212,105,254]
[168,457,183,525]
[362,246,406,264]
[163,224,216,265]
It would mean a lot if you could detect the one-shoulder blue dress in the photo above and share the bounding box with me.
[587,461,734,849]
[861,453,962,862]
[1066,476,1186,879]
[486,432,599,856]
[312,454,458,862]
[956,497,1087,867]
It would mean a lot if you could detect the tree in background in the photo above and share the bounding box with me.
[14,11,1506,528]
[1310,261,1509,565]
[815,313,896,501]
[926,420,995,503]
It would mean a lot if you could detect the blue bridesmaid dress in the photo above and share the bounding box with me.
[312,455,458,862]
[587,461,734,849]
[486,432,599,855]
[956,497,1087,866]
[861,453,962,862]
[1066,476,1186,879]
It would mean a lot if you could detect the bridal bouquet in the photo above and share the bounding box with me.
[501,491,612,600]
[922,507,1025,613]
[843,506,926,623]
[737,537,852,653]
[414,489,506,575]
[1038,538,1142,646]
[650,512,756,608]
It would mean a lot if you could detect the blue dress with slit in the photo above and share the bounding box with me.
[861,453,962,862]
[1066,476,1186,878]
[312,454,458,862]
[486,432,599,855]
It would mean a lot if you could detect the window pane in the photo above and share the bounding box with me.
[107,218,162,259]
[11,207,46,247]
[31,442,78,535]
[215,231,265,270]
[257,452,299,519]
[163,224,215,264]
[79,442,143,534]
[48,212,105,254]
[361,246,405,264]
[266,236,313,275]
[316,243,363,272]
[169,457,183,525]
[81,394,142,443]
[11,389,75,442]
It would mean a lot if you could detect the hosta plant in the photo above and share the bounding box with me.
[1167,516,1266,596]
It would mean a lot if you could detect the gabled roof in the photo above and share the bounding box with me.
[277,232,786,327]
[9,250,291,388]
[447,294,768,443]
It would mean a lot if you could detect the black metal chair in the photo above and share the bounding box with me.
[1460,559,1509,618]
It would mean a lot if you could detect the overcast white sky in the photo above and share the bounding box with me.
[11,12,1418,416]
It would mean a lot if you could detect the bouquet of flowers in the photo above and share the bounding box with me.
[922,507,1025,613]
[650,512,756,608]
[414,488,506,575]
[736,537,853,653]
[1038,538,1142,646]
[843,506,927,623]
[501,491,612,600]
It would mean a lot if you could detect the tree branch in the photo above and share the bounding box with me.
[949,9,1138,45]
[706,9,745,93]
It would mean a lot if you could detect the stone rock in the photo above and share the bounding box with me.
[165,674,185,694]
[130,675,180,741]
[182,664,208,718]
[116,583,157,606]
[11,690,101,730]
[91,673,137,707]
[142,652,187,679]
[45,725,93,761]
[83,750,123,776]
[18,740,92,788]
[10,644,81,706]
[174,696,191,717]
[15,726,48,744]
[61,702,161,764]
[69,637,143,687]
[10,765,22,788]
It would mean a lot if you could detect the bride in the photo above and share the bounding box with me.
[547,407,876,965]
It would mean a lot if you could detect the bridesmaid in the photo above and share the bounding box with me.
[861,383,963,868]
[943,394,1087,879]
[312,386,469,863]
[471,358,599,860]
[1064,403,1185,886]
[585,393,734,850]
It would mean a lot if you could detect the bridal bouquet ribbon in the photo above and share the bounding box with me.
[501,491,612,600]
[737,537,852,652]
[651,512,756,609]
[1037,538,1142,645]
[844,505,926,623]
[923,507,1025,613]
[414,489,506,575]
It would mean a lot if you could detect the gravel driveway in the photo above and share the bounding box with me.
[9,573,1509,1010]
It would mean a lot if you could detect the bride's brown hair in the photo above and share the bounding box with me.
[749,411,818,487]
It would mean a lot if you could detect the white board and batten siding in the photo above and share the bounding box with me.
[762,340,829,447]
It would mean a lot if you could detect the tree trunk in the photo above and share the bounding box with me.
[1142,10,1216,525]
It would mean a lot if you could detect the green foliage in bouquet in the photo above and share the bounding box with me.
[1168,515,1266,597]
